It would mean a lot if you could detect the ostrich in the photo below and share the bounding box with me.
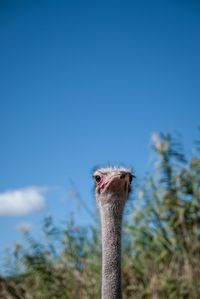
[93,167,133,299]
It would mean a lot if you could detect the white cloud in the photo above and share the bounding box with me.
[0,187,46,216]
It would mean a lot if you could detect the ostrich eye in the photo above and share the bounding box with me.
[94,175,101,183]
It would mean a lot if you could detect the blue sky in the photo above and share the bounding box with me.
[0,0,200,265]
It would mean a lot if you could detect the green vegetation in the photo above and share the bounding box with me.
[1,132,200,298]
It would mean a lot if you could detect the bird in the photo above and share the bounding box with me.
[93,166,133,299]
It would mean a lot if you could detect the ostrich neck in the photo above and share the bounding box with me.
[100,199,124,299]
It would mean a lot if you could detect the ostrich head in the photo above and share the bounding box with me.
[93,167,133,206]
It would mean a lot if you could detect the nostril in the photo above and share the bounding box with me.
[120,173,126,179]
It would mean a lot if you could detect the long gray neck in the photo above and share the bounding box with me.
[99,199,124,299]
